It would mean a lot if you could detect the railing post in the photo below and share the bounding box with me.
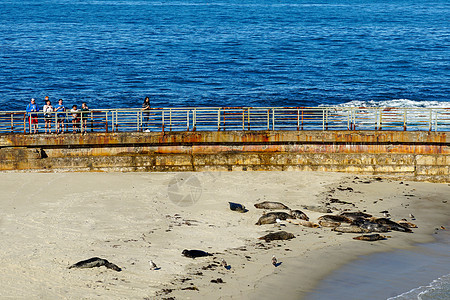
[403,108,407,131]
[217,108,221,131]
[193,108,196,131]
[162,110,165,132]
[186,110,190,131]
[272,108,275,130]
[296,109,300,131]
[267,109,270,130]
[322,109,325,131]
[242,108,245,131]
[169,108,172,131]
[247,108,250,130]
[429,109,432,131]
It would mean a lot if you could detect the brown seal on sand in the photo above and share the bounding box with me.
[254,201,290,210]
[286,219,319,228]
[255,212,295,225]
[301,205,332,213]
[353,234,388,241]
[370,217,412,232]
[228,202,248,213]
[333,225,370,233]
[289,209,309,221]
[259,231,295,242]
[68,257,121,272]
[182,249,213,259]
[339,211,372,221]
[318,220,341,228]
[318,215,352,223]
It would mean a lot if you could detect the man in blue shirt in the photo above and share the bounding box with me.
[26,98,39,134]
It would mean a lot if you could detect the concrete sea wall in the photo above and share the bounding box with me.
[0,131,448,182]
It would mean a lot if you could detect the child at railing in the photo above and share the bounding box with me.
[71,105,80,133]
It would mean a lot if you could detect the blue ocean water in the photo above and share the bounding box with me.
[0,0,448,111]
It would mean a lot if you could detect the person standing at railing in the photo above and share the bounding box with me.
[80,102,89,134]
[25,98,39,134]
[54,99,66,134]
[42,98,54,134]
[70,105,80,133]
[142,96,151,131]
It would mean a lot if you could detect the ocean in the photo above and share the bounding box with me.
[0,0,449,111]
[307,230,450,300]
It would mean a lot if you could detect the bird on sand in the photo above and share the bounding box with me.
[272,255,277,267]
[409,213,415,220]
[221,259,228,268]
[149,260,158,270]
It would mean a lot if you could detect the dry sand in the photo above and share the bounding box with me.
[0,171,448,299]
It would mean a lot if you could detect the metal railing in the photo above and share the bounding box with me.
[0,107,449,134]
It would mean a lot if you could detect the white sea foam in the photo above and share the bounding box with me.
[387,274,450,300]
[322,99,450,108]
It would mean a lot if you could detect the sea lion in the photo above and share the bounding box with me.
[353,234,388,241]
[259,231,295,242]
[254,201,290,210]
[301,205,332,213]
[255,212,294,225]
[359,221,390,233]
[398,219,418,228]
[318,215,352,223]
[370,218,412,232]
[318,220,341,228]
[332,225,370,233]
[228,202,248,213]
[182,249,213,259]
[340,211,372,221]
[68,257,121,272]
[289,209,309,221]
[286,219,320,228]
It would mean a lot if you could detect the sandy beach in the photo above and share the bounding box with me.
[0,171,448,299]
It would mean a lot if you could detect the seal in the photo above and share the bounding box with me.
[286,219,319,228]
[289,209,309,221]
[259,231,295,242]
[255,212,295,225]
[301,205,332,213]
[370,217,412,232]
[228,202,248,213]
[318,215,352,223]
[254,201,290,210]
[398,219,418,228]
[339,211,372,221]
[68,257,121,272]
[332,225,369,233]
[318,220,341,228]
[353,234,388,241]
[182,249,213,259]
[358,221,390,232]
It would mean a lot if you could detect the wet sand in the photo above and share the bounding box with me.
[0,171,448,299]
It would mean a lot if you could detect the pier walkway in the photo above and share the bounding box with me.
[1,106,449,134]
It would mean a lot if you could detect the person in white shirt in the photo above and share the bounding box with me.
[42,98,54,134]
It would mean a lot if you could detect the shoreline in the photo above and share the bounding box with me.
[306,229,450,300]
[0,171,448,299]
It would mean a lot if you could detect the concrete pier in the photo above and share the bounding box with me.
[0,130,448,182]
